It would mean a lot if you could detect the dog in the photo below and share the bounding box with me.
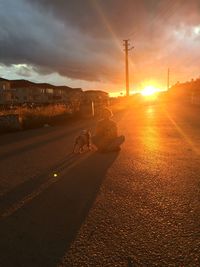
[73,130,92,153]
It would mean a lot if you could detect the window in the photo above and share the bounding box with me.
[46,88,53,94]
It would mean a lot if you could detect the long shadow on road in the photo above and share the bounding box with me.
[0,119,95,162]
[0,152,78,213]
[0,151,118,267]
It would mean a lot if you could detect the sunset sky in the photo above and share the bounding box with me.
[1,0,200,95]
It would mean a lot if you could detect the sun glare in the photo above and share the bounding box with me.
[141,85,157,96]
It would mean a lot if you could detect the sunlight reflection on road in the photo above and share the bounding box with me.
[142,106,161,153]
[142,126,160,152]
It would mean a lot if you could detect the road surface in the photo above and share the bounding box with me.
[0,103,200,267]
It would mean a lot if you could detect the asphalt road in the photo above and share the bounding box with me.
[0,103,200,267]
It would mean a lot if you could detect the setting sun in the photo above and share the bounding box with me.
[141,85,157,96]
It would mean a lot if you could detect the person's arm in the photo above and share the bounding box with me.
[111,121,118,138]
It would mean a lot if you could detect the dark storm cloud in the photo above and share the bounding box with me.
[28,0,163,41]
[29,0,200,37]
[1,0,200,85]
[0,0,121,82]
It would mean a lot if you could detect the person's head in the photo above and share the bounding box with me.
[101,108,113,120]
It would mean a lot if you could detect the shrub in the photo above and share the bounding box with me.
[0,104,76,130]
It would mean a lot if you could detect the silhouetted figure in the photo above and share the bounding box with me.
[92,108,125,152]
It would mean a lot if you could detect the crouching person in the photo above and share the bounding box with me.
[92,108,125,152]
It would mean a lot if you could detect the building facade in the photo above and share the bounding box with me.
[0,78,109,113]
[0,78,12,104]
[0,78,83,106]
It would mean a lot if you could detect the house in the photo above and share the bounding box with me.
[84,90,109,104]
[9,80,41,104]
[0,78,109,114]
[0,78,12,104]
[80,90,109,117]
[0,77,83,106]
[0,78,11,90]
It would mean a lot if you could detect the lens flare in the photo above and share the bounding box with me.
[141,85,157,96]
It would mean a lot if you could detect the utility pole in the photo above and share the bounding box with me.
[123,40,134,96]
[167,68,170,90]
